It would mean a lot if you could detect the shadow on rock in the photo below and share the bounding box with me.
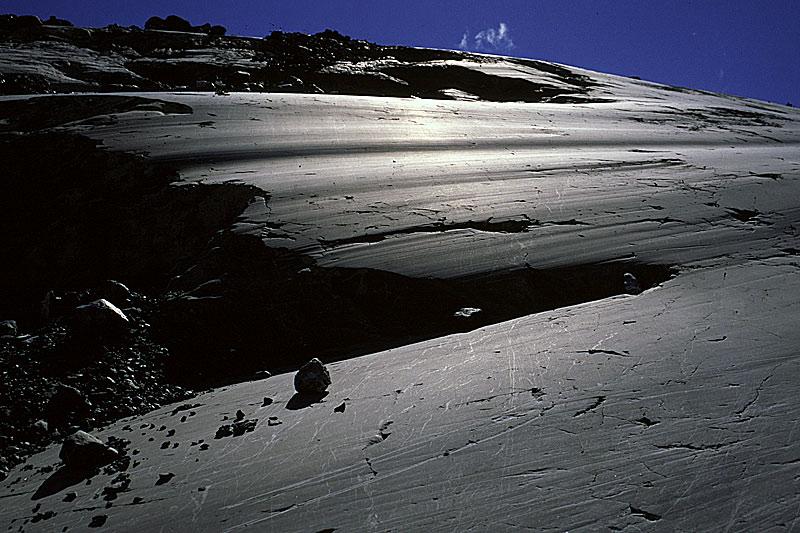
[286,391,328,410]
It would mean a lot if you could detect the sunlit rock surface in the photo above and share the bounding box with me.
[1,21,799,532]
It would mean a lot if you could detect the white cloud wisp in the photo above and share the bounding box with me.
[468,22,514,52]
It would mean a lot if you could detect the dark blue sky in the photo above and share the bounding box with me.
[6,1,799,105]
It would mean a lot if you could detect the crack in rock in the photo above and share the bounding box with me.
[318,217,536,247]
[573,396,606,417]
[655,441,738,451]
[736,374,773,416]
[630,505,662,521]
[577,349,629,357]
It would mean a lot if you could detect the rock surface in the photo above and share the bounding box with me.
[0,18,798,533]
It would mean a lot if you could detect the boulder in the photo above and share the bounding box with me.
[164,15,192,32]
[72,298,130,337]
[0,14,42,31]
[453,307,482,318]
[46,384,91,425]
[0,319,17,337]
[97,280,132,307]
[59,430,118,470]
[144,16,167,30]
[209,25,227,36]
[623,272,642,295]
[44,15,73,27]
[294,358,331,394]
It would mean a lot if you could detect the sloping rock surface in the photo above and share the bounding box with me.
[1,19,799,533]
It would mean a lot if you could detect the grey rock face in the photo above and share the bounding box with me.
[623,272,642,295]
[294,358,331,394]
[59,430,118,469]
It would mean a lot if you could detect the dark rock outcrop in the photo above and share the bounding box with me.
[0,14,42,31]
[144,15,225,36]
[43,15,73,27]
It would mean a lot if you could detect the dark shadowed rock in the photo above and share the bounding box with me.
[294,358,331,394]
[59,430,118,470]
[98,280,132,307]
[209,25,227,36]
[46,384,92,428]
[0,319,17,337]
[44,15,73,27]
[144,16,167,31]
[32,419,49,434]
[88,515,107,528]
[72,298,130,337]
[39,290,62,324]
[0,14,42,31]
[453,307,482,318]
[164,15,192,32]
[155,472,175,485]
[623,272,642,295]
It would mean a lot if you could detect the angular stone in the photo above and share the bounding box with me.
[623,273,642,295]
[72,298,129,337]
[59,431,118,470]
[98,280,132,307]
[47,384,91,424]
[294,358,331,394]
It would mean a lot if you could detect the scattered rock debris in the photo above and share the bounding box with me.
[170,403,202,416]
[215,418,258,438]
[102,473,131,501]
[0,28,674,474]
